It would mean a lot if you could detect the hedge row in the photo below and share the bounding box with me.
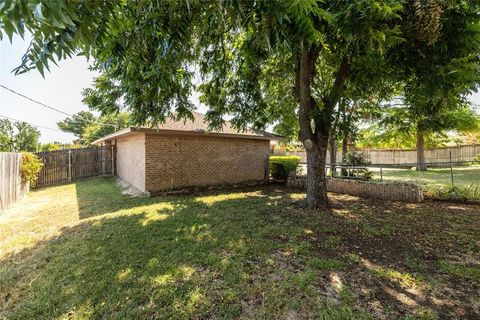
[269,156,301,181]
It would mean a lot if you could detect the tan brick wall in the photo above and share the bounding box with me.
[287,176,424,203]
[116,134,146,192]
[145,134,270,192]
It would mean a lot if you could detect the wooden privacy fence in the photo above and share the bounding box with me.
[361,144,480,164]
[34,146,115,188]
[0,152,29,210]
[285,144,480,164]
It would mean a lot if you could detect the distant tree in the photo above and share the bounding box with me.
[38,141,86,151]
[357,125,449,150]
[358,103,479,151]
[81,113,132,145]
[14,121,41,152]
[38,142,61,152]
[451,130,480,145]
[57,111,96,138]
[0,119,40,152]
[0,119,14,151]
[57,112,131,145]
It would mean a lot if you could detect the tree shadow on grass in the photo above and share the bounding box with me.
[2,185,310,319]
[1,180,479,319]
[74,177,283,220]
[75,177,155,220]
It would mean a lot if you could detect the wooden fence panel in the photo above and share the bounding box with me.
[0,152,29,210]
[286,144,480,164]
[35,146,115,188]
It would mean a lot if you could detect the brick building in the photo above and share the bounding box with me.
[93,113,280,194]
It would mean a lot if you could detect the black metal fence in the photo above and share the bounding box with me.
[326,160,478,186]
[297,160,480,191]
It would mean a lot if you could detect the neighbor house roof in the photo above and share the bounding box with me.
[92,112,282,145]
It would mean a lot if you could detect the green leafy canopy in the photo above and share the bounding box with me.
[1,0,404,130]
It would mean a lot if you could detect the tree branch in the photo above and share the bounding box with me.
[297,45,321,149]
[314,56,351,138]
[325,57,351,111]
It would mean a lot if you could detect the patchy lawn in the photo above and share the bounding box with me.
[378,167,480,189]
[1,178,479,319]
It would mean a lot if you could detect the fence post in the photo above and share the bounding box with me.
[111,145,115,176]
[68,149,72,182]
[449,150,454,188]
[380,165,383,182]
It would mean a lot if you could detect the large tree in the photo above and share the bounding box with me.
[271,54,398,167]
[4,0,477,207]
[358,103,479,151]
[57,111,96,138]
[390,0,480,170]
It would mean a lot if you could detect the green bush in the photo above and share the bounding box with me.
[343,152,371,166]
[471,154,480,166]
[465,154,480,167]
[426,184,480,201]
[342,152,372,180]
[20,152,43,185]
[269,156,301,181]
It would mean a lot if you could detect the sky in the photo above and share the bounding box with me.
[0,35,97,143]
[0,34,207,144]
[1,34,479,144]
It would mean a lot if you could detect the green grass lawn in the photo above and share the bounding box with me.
[378,167,480,187]
[371,167,480,199]
[1,177,479,319]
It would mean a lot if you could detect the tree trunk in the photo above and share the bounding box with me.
[295,48,350,209]
[296,47,327,208]
[342,136,348,161]
[416,128,427,171]
[306,136,329,208]
[341,136,348,176]
[328,132,337,176]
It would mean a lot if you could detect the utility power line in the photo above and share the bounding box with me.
[1,84,73,116]
[0,84,119,129]
[0,114,64,132]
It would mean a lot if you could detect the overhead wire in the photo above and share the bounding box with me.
[0,84,119,129]
[0,114,65,132]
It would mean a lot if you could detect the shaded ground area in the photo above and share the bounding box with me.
[1,177,479,319]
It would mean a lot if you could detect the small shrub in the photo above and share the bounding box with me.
[343,152,371,165]
[20,152,43,185]
[269,156,301,181]
[426,184,480,201]
[469,154,480,166]
[342,152,372,180]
